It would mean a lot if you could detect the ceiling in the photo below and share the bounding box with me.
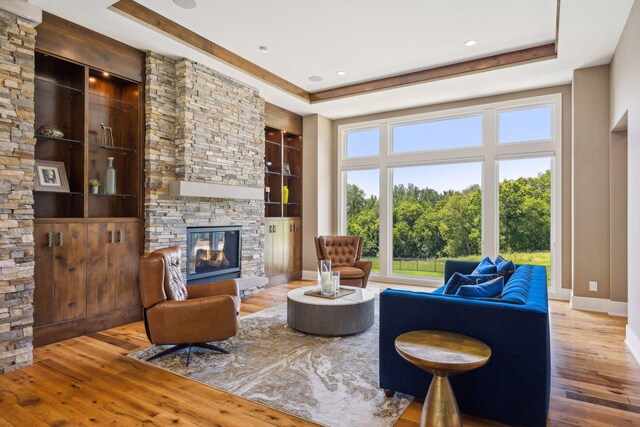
[30,0,634,119]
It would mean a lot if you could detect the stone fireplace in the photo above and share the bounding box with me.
[144,53,265,286]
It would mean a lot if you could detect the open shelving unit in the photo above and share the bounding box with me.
[264,127,302,218]
[34,52,142,220]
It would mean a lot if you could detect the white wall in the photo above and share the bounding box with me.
[610,0,640,362]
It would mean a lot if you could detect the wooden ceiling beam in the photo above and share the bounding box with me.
[309,44,557,103]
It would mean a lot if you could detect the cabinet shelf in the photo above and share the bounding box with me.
[89,92,138,111]
[34,190,83,196]
[90,193,137,199]
[283,144,300,152]
[265,170,281,176]
[36,135,84,145]
[35,76,83,96]
[266,140,280,146]
[89,143,137,154]
[283,174,299,179]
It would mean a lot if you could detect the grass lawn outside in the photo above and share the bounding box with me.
[363,251,551,285]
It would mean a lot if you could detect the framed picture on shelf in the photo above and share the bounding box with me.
[34,160,70,193]
[282,163,291,176]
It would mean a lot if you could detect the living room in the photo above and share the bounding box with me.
[0,0,639,425]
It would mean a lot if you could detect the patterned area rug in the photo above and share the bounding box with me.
[129,302,412,427]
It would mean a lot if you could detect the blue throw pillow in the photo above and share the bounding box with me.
[443,272,498,295]
[456,276,505,298]
[472,256,497,275]
[494,256,516,281]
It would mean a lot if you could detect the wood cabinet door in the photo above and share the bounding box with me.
[114,222,141,309]
[264,219,275,276]
[53,223,87,322]
[272,219,286,275]
[34,223,55,326]
[288,218,302,272]
[86,222,116,315]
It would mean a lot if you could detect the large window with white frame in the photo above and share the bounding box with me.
[338,94,562,294]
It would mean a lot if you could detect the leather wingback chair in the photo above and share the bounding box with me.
[314,236,372,288]
[139,246,241,364]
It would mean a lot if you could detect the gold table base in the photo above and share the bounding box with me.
[422,375,461,427]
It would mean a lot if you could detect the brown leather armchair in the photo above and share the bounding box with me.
[139,246,240,365]
[314,236,372,288]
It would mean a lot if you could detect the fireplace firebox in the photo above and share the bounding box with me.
[186,226,241,285]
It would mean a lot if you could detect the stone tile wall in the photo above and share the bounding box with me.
[0,9,36,373]
[145,53,265,279]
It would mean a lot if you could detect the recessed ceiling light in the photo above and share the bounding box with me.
[336,71,347,76]
[173,0,197,9]
[102,71,110,77]
[258,46,270,54]
[465,40,477,47]
[308,75,324,82]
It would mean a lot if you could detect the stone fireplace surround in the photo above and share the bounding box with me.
[145,53,266,291]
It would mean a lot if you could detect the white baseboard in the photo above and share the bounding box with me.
[548,287,571,301]
[609,300,629,317]
[570,294,628,317]
[626,325,640,366]
[302,270,317,281]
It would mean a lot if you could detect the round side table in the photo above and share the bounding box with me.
[395,330,491,427]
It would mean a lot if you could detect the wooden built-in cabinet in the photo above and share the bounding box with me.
[32,14,145,346]
[264,103,303,285]
[264,217,301,278]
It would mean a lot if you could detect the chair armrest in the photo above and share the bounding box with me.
[354,260,372,287]
[188,279,239,299]
[146,295,238,345]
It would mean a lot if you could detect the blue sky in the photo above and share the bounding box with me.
[346,107,552,197]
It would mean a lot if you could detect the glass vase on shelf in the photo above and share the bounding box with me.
[104,156,116,195]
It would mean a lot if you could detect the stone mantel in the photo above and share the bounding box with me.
[169,180,263,200]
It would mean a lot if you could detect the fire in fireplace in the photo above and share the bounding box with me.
[186,226,241,284]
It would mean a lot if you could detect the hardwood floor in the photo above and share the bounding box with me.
[1,281,639,426]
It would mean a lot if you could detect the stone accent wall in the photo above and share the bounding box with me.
[145,53,265,279]
[0,9,36,373]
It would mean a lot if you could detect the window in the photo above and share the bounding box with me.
[345,169,380,273]
[392,115,482,153]
[338,94,561,293]
[498,106,552,144]
[498,157,552,285]
[346,128,379,158]
[391,162,482,277]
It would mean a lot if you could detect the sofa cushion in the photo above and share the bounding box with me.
[472,256,497,275]
[333,266,366,279]
[495,256,516,281]
[500,264,535,304]
[456,276,504,298]
[443,272,498,295]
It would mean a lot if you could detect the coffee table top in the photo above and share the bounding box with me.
[287,285,375,306]
[395,330,491,374]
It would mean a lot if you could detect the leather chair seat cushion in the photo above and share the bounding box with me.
[333,266,366,279]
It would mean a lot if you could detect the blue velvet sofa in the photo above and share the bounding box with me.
[379,260,550,427]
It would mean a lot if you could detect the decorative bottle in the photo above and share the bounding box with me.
[104,157,116,195]
[282,185,289,204]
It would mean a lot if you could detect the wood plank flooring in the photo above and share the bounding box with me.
[1,280,639,426]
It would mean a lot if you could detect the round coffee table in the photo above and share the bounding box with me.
[287,285,375,336]
[395,330,491,427]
